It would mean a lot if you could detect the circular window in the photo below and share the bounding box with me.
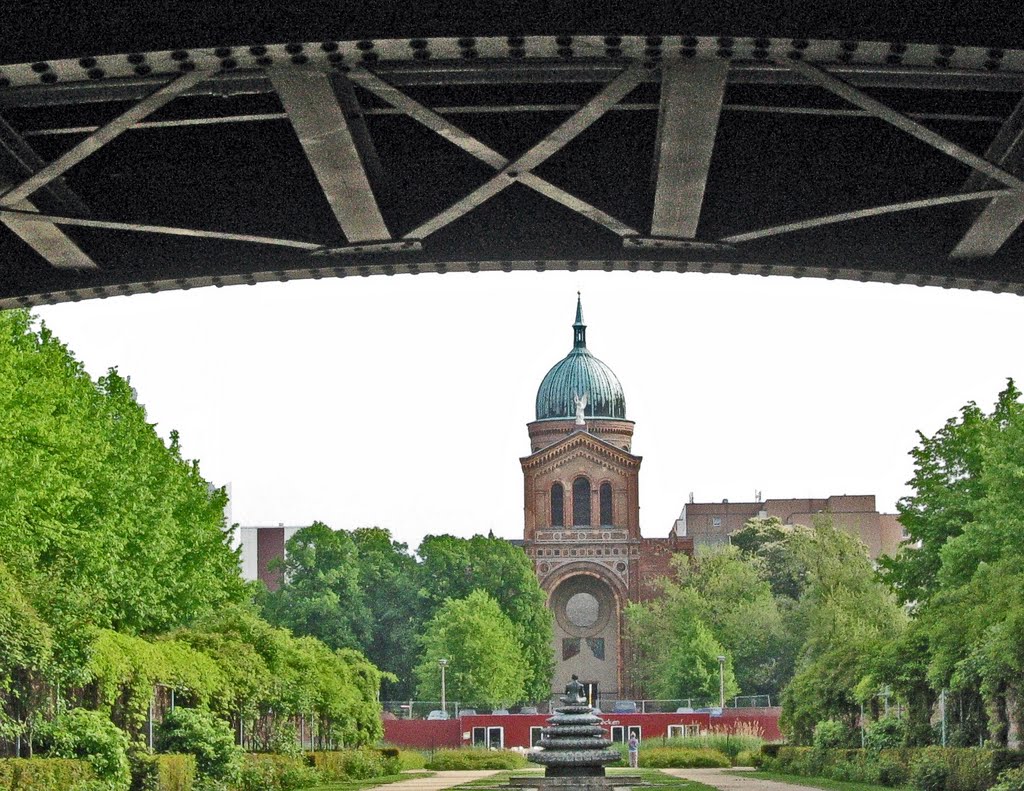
[616,561,627,572]
[565,592,600,628]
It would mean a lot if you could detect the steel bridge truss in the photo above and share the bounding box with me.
[2,35,1024,306]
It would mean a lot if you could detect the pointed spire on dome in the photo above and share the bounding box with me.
[573,292,587,349]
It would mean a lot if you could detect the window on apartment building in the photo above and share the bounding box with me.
[530,726,544,747]
[573,476,592,526]
[551,483,564,527]
[600,482,613,526]
[712,516,722,527]
[668,724,701,738]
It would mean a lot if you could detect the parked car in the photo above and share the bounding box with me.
[492,708,510,715]
[612,700,638,713]
[457,709,477,717]
[676,706,695,713]
[519,706,539,715]
[426,710,449,720]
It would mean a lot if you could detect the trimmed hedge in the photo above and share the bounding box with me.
[396,750,426,770]
[426,749,527,770]
[639,747,731,769]
[310,748,400,780]
[130,753,196,791]
[238,754,319,791]
[0,758,95,791]
[606,743,730,769]
[763,746,1024,791]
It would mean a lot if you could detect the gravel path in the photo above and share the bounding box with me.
[660,768,815,791]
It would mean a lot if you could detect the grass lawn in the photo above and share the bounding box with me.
[452,768,721,791]
[728,769,905,791]
[307,770,434,791]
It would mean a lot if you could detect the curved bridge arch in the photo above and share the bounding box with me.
[4,30,1024,307]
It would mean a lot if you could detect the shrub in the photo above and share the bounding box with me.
[878,756,909,787]
[736,749,761,768]
[157,709,241,784]
[773,746,822,775]
[639,747,730,769]
[912,756,951,791]
[761,744,782,759]
[813,720,850,750]
[992,767,1024,791]
[310,748,398,780]
[0,757,95,791]
[396,750,426,770]
[650,725,764,761]
[947,748,998,791]
[237,754,319,791]
[50,709,131,790]
[425,749,527,770]
[827,756,881,784]
[866,717,908,751]
[130,752,196,791]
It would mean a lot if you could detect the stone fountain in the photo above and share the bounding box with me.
[511,675,641,791]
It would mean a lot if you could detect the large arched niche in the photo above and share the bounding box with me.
[548,570,622,701]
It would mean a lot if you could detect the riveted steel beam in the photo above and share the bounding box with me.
[0,116,94,269]
[650,59,728,239]
[348,68,638,237]
[787,59,1024,193]
[951,94,1024,259]
[269,68,391,243]
[721,189,1012,244]
[0,70,209,207]
[0,208,324,250]
[404,64,646,240]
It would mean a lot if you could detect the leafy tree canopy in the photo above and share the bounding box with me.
[261,522,371,652]
[0,310,245,639]
[414,590,529,707]
[417,534,553,701]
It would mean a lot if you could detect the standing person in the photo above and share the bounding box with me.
[628,733,639,768]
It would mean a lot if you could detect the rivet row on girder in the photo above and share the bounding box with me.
[3,260,1022,309]
[2,36,1023,88]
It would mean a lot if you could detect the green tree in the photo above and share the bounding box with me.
[731,516,814,601]
[779,518,906,743]
[673,548,793,700]
[0,310,245,643]
[261,522,371,651]
[878,383,1021,605]
[876,381,1024,745]
[417,534,553,701]
[350,527,423,699]
[414,590,528,707]
[625,586,738,703]
[0,561,52,751]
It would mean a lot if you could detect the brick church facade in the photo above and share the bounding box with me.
[520,297,692,700]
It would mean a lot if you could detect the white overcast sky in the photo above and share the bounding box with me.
[34,272,1023,550]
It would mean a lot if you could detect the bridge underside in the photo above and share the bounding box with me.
[4,30,1024,306]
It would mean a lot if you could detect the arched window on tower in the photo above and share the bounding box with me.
[551,483,564,527]
[573,477,592,526]
[600,482,613,526]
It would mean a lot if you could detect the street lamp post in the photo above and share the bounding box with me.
[438,659,448,718]
[717,656,726,710]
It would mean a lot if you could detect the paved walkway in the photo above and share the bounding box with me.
[662,768,810,791]
[372,770,504,791]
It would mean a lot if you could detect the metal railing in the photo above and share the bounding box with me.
[382,695,773,719]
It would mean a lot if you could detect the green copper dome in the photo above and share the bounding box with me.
[535,296,626,421]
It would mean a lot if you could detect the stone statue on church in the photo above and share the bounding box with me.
[573,392,588,425]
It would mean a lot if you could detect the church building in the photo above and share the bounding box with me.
[520,297,693,700]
